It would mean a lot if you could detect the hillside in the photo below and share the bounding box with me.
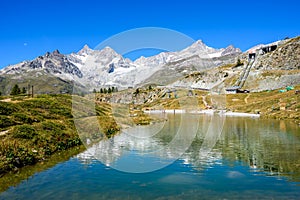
[0,92,160,174]
[243,36,300,91]
[0,94,121,174]
[226,85,300,124]
[94,84,300,124]
[0,95,85,174]
[170,36,300,92]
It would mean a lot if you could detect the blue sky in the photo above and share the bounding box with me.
[0,0,299,68]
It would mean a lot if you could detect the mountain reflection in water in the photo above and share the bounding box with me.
[77,114,300,181]
[1,115,300,200]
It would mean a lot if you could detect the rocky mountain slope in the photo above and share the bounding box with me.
[67,40,241,89]
[0,40,241,94]
[171,36,300,92]
[0,50,84,95]
[0,36,299,95]
[1,50,82,78]
[255,37,300,70]
[243,36,300,91]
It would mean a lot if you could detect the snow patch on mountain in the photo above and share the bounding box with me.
[0,39,241,91]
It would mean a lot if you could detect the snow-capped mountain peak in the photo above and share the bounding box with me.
[189,40,208,49]
[177,40,217,59]
[185,40,214,52]
[97,46,119,57]
[78,44,93,56]
[0,39,243,92]
[221,45,242,56]
[0,48,82,79]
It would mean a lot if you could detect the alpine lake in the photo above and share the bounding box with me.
[1,114,300,200]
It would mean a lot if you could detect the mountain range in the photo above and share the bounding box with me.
[0,36,299,95]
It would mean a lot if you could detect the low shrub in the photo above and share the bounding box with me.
[0,116,16,129]
[41,121,65,132]
[49,106,72,118]
[13,113,34,124]
[12,125,37,139]
[19,98,52,109]
[0,102,16,115]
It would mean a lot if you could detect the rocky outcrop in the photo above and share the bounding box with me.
[255,37,300,70]
[244,72,300,92]
[1,50,83,78]
[221,45,242,57]
[242,37,300,91]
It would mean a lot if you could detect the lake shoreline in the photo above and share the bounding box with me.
[0,94,121,176]
[144,109,260,118]
[0,145,86,193]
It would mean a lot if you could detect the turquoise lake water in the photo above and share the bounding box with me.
[1,115,300,199]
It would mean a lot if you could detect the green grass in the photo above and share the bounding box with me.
[0,94,122,174]
[0,95,82,174]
